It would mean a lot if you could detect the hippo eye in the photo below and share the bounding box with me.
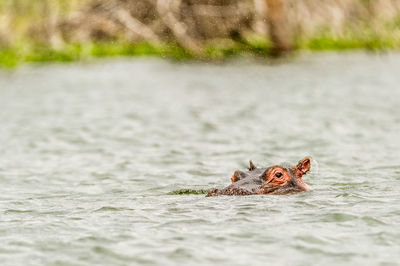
[275,173,282,178]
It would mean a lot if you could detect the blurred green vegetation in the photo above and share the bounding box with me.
[0,42,188,68]
[167,189,209,195]
[0,40,275,68]
[300,22,400,51]
[1,0,400,68]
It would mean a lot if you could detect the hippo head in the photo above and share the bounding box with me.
[206,157,312,196]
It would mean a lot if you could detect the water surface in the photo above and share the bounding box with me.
[1,53,400,265]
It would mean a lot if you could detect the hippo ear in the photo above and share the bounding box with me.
[296,157,311,175]
[231,170,247,182]
[248,160,257,171]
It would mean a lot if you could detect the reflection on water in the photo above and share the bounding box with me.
[0,53,400,265]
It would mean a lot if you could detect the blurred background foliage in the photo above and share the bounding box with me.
[1,0,400,67]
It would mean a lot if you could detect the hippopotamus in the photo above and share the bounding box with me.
[206,157,312,196]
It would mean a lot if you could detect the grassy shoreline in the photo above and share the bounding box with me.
[1,39,269,68]
[2,24,400,68]
[1,35,399,68]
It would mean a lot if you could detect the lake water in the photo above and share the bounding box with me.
[0,53,400,265]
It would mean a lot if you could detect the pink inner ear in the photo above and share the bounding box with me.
[297,157,311,175]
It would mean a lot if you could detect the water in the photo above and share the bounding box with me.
[0,53,400,266]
